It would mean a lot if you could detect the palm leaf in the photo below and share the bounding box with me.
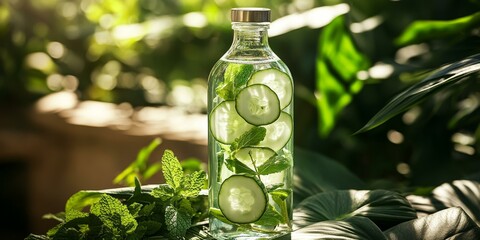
[293,189,417,230]
[407,180,480,225]
[384,207,480,240]
[357,54,480,133]
[292,216,386,240]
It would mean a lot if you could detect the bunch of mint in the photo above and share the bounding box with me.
[26,149,207,240]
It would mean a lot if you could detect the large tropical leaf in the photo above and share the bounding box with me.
[384,207,480,240]
[293,189,417,230]
[316,15,370,137]
[291,216,386,240]
[395,12,480,46]
[357,54,480,133]
[294,147,366,206]
[407,180,480,224]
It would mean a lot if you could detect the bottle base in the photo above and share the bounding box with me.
[211,230,290,240]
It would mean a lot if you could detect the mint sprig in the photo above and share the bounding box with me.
[230,126,266,151]
[26,142,207,240]
[216,63,254,100]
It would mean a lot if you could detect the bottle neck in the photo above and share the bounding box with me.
[232,22,270,48]
[223,22,277,62]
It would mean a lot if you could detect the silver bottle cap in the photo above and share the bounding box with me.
[231,8,271,23]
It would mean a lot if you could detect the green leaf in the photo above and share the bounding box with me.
[161,149,184,191]
[395,12,480,46]
[257,155,291,175]
[356,54,480,133]
[143,162,162,180]
[254,205,283,226]
[66,191,104,213]
[137,220,162,236]
[216,63,254,100]
[316,15,370,137]
[271,189,291,201]
[65,209,88,222]
[292,216,386,240]
[267,183,284,192]
[128,202,143,218]
[225,158,257,175]
[293,148,366,206]
[180,198,195,215]
[209,207,234,225]
[293,189,417,230]
[230,126,266,151]
[91,194,138,235]
[25,234,50,240]
[165,205,192,239]
[407,180,480,224]
[384,207,480,239]
[180,171,206,198]
[150,184,175,201]
[114,138,162,186]
[42,212,65,223]
[272,189,292,225]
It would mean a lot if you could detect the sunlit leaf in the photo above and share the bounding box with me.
[294,147,366,206]
[113,138,162,186]
[384,207,480,239]
[65,184,159,212]
[395,12,480,46]
[293,189,417,230]
[407,180,480,224]
[357,54,480,133]
[316,15,370,137]
[292,216,386,240]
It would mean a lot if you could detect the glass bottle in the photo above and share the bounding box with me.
[208,8,293,239]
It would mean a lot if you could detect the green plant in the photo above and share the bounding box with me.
[26,141,480,239]
[26,145,207,240]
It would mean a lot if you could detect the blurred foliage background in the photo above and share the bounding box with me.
[1,0,480,236]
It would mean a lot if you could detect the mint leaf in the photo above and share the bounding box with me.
[42,212,65,223]
[165,205,192,239]
[65,209,88,222]
[25,234,49,240]
[225,158,257,175]
[257,155,291,175]
[162,150,184,191]
[216,63,254,100]
[270,189,291,201]
[128,202,143,217]
[254,205,283,226]
[91,194,138,235]
[138,202,156,217]
[209,207,235,225]
[150,184,175,201]
[180,171,206,198]
[271,189,291,226]
[267,183,284,192]
[65,191,103,213]
[137,220,162,236]
[231,126,266,151]
[179,198,195,215]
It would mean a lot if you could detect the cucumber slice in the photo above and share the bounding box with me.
[234,147,276,167]
[248,69,293,109]
[235,84,281,126]
[210,101,253,144]
[258,112,293,152]
[218,174,268,224]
